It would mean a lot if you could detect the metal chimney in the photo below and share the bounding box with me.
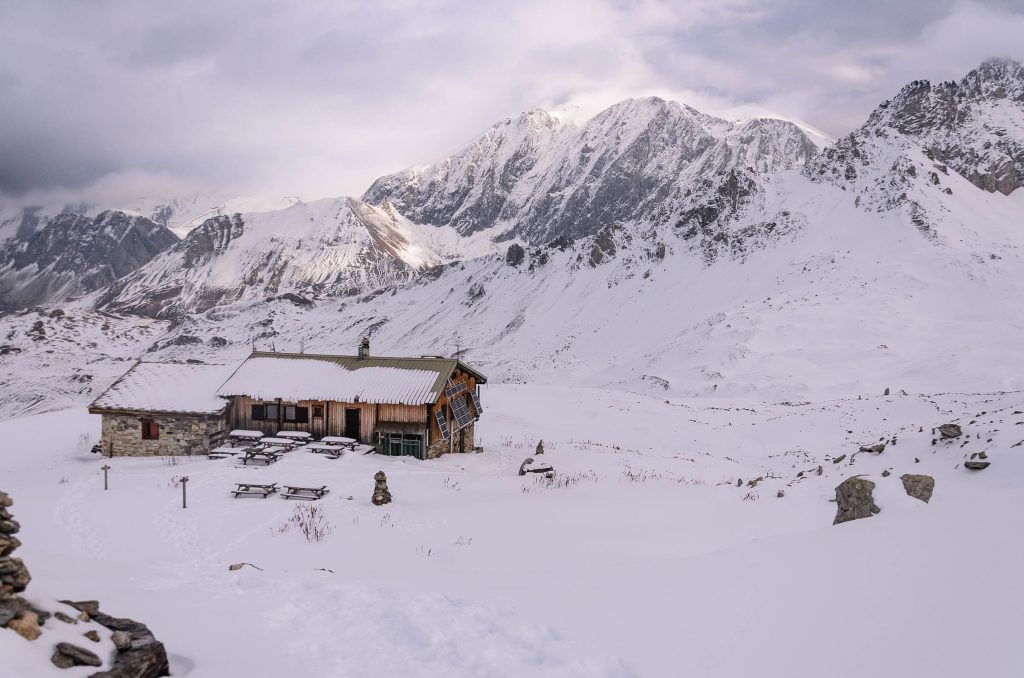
[358,337,370,360]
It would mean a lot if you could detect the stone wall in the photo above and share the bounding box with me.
[100,412,226,457]
[426,420,477,459]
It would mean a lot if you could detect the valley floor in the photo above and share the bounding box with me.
[1,385,1022,677]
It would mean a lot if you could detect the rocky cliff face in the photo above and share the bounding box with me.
[363,98,820,244]
[0,210,178,311]
[806,57,1024,224]
[92,197,461,319]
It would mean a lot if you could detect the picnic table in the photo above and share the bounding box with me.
[232,482,278,498]
[275,431,312,442]
[320,436,358,449]
[227,430,266,448]
[305,442,343,458]
[241,448,281,466]
[209,446,242,460]
[281,485,329,500]
[258,437,300,450]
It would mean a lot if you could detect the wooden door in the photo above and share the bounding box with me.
[311,403,326,438]
[344,408,361,441]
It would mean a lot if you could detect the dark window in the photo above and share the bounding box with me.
[251,404,265,421]
[141,419,159,440]
[312,406,324,418]
[283,406,309,423]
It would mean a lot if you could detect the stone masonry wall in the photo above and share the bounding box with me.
[426,420,476,460]
[101,413,226,456]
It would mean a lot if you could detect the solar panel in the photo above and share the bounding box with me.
[470,390,483,415]
[434,409,450,439]
[451,395,473,429]
[445,380,467,398]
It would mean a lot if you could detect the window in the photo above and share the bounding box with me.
[251,403,280,421]
[312,405,324,418]
[284,406,308,423]
[140,419,159,440]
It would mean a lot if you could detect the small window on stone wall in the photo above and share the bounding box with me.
[141,419,159,440]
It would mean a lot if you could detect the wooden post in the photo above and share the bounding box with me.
[101,464,110,490]
[181,476,190,509]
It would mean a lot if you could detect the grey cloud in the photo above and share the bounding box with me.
[0,0,1021,206]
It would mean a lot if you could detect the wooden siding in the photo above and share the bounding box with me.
[428,367,479,447]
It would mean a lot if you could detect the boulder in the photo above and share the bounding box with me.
[51,642,102,668]
[858,443,886,454]
[833,477,881,525]
[938,423,963,439]
[900,474,935,503]
[964,461,991,470]
[54,610,77,624]
[505,244,525,267]
[89,610,170,677]
[0,597,23,626]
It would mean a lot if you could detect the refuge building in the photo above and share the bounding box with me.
[88,339,486,459]
[87,361,235,456]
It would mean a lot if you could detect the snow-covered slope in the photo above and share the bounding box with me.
[363,98,821,243]
[89,197,470,318]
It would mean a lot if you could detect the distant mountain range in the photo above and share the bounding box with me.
[1,58,1022,417]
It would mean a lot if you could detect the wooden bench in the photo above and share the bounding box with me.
[232,482,278,498]
[305,443,343,459]
[281,485,329,500]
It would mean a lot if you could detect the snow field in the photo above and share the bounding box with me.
[2,385,1023,676]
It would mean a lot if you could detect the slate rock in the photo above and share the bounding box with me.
[111,630,132,651]
[52,641,102,668]
[900,474,935,503]
[54,610,77,624]
[964,461,991,470]
[0,596,24,626]
[83,629,100,642]
[938,423,963,439]
[858,443,886,454]
[833,477,881,525]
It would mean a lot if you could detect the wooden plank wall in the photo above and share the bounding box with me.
[429,368,479,443]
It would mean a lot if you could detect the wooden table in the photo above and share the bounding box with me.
[242,449,280,466]
[281,485,329,500]
[232,482,278,498]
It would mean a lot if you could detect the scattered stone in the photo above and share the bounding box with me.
[816,465,823,476]
[881,469,891,477]
[0,597,23,626]
[736,478,743,487]
[54,610,77,624]
[858,443,886,454]
[77,610,90,622]
[833,477,881,525]
[89,610,170,677]
[371,471,392,506]
[833,454,847,464]
[51,641,102,668]
[228,562,263,572]
[938,423,963,439]
[776,490,785,498]
[900,474,935,503]
[111,630,132,651]
[60,600,99,616]
[979,451,988,459]
[8,610,42,641]
[915,457,920,463]
[83,629,100,642]
[964,461,991,470]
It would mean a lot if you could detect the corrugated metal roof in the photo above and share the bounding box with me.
[90,362,234,414]
[217,352,478,405]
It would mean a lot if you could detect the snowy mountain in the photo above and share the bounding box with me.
[0,209,178,311]
[363,98,822,244]
[89,196,473,318]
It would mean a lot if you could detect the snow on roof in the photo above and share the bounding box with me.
[91,362,234,414]
[218,354,450,405]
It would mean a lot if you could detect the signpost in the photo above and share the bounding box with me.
[101,464,111,490]
[181,476,190,509]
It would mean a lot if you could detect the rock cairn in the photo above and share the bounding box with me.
[372,471,392,506]
[0,489,170,676]
[0,490,30,598]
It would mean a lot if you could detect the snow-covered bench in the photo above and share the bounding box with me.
[232,482,278,498]
[281,485,329,500]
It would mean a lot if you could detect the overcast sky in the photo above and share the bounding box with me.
[1,0,1022,207]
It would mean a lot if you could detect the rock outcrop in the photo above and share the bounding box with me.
[833,477,881,525]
